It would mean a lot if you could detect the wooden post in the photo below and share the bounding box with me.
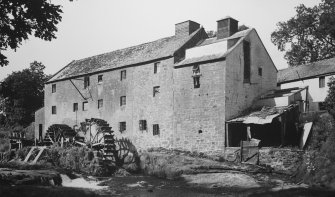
[280,113,286,146]
[225,123,229,147]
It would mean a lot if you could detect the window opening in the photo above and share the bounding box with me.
[52,106,56,114]
[139,120,147,130]
[153,124,160,135]
[98,75,103,83]
[119,122,126,133]
[120,96,126,106]
[73,103,78,112]
[83,101,88,111]
[319,76,325,88]
[98,99,103,109]
[84,76,90,89]
[153,86,160,97]
[192,64,201,88]
[121,70,126,81]
[52,84,56,93]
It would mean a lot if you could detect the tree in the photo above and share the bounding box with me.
[0,61,50,126]
[0,0,63,67]
[271,0,335,66]
[325,77,335,118]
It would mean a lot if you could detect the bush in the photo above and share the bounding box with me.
[298,113,335,188]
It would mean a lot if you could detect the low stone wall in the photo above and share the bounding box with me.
[259,147,304,175]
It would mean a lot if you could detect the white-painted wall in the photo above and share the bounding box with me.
[185,40,227,58]
[280,75,334,111]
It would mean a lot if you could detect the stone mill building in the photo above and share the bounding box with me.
[35,17,278,152]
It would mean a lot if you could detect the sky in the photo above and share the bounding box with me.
[0,0,321,81]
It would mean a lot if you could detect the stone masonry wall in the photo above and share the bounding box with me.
[45,58,175,150]
[173,61,226,152]
[225,29,278,120]
[259,148,304,175]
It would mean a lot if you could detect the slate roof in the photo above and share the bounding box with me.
[176,28,252,67]
[278,57,335,84]
[48,28,203,82]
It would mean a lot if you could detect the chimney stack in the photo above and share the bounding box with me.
[217,16,238,39]
[175,20,200,37]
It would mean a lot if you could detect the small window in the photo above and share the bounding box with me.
[319,102,326,111]
[121,70,126,81]
[192,65,201,88]
[52,106,56,114]
[258,68,262,76]
[98,75,103,83]
[139,120,147,130]
[73,103,78,112]
[52,84,56,93]
[154,62,160,74]
[120,96,126,106]
[119,122,126,133]
[153,86,160,97]
[84,76,90,89]
[83,101,88,111]
[319,76,325,88]
[153,124,160,136]
[98,99,103,109]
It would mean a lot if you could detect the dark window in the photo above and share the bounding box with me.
[52,106,56,114]
[243,40,251,83]
[153,124,160,136]
[154,62,160,74]
[153,86,160,97]
[319,102,326,111]
[98,99,103,109]
[83,101,88,111]
[319,76,325,88]
[52,84,56,93]
[121,70,126,81]
[98,75,103,83]
[139,120,147,130]
[39,124,43,141]
[120,96,126,106]
[119,122,126,133]
[258,67,262,76]
[73,103,78,112]
[84,76,90,89]
[192,65,201,88]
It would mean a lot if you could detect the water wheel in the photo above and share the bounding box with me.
[77,118,117,162]
[44,124,76,146]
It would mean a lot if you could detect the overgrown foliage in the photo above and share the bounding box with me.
[271,0,335,66]
[0,61,50,126]
[297,113,335,187]
[325,76,335,118]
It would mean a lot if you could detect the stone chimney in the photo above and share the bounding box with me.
[217,16,238,39]
[175,20,200,37]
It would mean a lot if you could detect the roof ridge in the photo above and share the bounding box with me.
[279,57,335,72]
[75,35,175,63]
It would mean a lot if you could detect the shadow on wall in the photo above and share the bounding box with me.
[114,137,140,172]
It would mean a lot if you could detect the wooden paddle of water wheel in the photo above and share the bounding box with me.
[79,118,117,163]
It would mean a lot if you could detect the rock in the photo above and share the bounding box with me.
[114,168,131,177]
[0,168,62,186]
